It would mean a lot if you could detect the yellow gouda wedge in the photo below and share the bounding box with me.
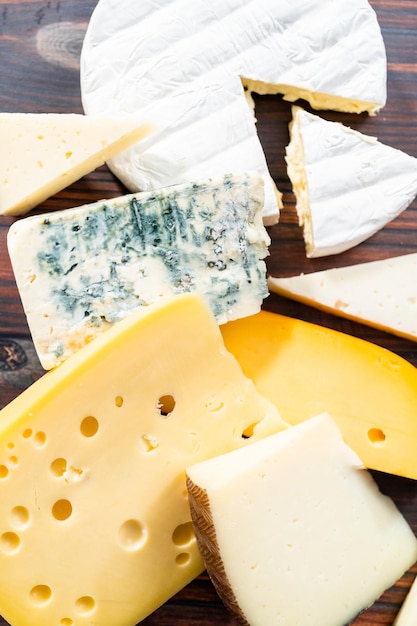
[0,293,285,626]
[221,310,417,479]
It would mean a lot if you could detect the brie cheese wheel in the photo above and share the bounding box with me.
[0,113,150,216]
[80,0,387,225]
[268,253,417,341]
[186,414,417,626]
[286,107,417,257]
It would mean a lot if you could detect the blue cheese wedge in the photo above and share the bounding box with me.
[0,113,150,216]
[8,171,270,370]
[80,0,387,225]
[268,253,417,342]
[286,107,417,257]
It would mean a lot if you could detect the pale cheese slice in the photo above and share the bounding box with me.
[0,113,150,216]
[80,0,387,225]
[0,292,286,626]
[268,253,417,341]
[186,414,417,626]
[8,171,270,370]
[286,106,417,257]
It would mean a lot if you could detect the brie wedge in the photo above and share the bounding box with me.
[80,0,387,225]
[0,113,150,216]
[268,254,417,341]
[286,107,417,257]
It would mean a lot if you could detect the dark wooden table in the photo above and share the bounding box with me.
[1,1,417,624]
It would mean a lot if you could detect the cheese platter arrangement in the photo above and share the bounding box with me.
[1,1,417,625]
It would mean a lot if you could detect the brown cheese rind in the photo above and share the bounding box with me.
[186,476,250,626]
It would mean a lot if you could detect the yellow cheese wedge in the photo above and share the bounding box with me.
[0,293,285,626]
[186,414,417,626]
[0,112,151,216]
[220,310,417,479]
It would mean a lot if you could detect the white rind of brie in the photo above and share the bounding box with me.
[80,0,387,225]
[286,106,417,257]
[268,253,417,342]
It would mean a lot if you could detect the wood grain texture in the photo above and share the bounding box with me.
[1,1,417,625]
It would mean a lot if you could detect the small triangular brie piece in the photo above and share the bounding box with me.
[80,0,387,225]
[187,414,417,626]
[268,253,417,341]
[286,106,417,257]
[0,113,150,216]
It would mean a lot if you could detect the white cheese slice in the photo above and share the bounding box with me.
[80,0,387,225]
[8,171,270,370]
[268,253,417,341]
[186,413,417,626]
[0,113,150,216]
[286,106,417,257]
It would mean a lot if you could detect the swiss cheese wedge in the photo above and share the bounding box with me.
[267,253,417,342]
[80,0,387,224]
[286,106,417,257]
[0,293,285,626]
[187,414,417,626]
[0,112,150,216]
[221,309,417,479]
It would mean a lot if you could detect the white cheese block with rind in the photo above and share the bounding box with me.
[8,171,270,370]
[187,413,417,626]
[80,0,387,225]
[268,253,417,342]
[286,106,417,257]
